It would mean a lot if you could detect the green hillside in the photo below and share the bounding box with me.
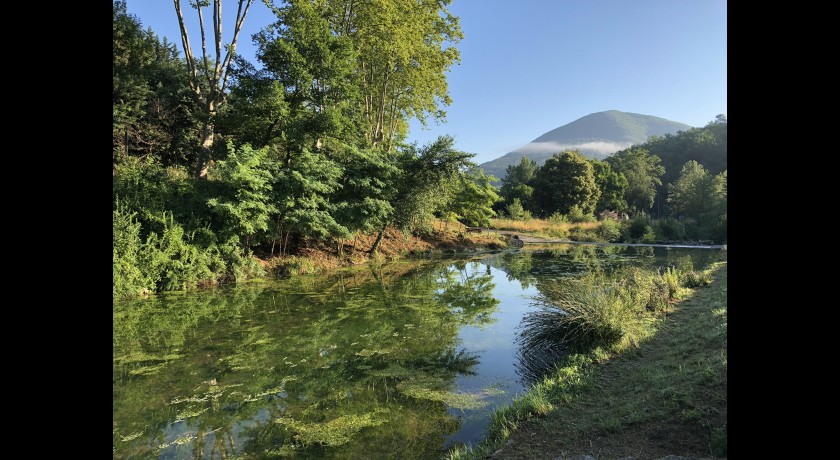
[479,110,692,181]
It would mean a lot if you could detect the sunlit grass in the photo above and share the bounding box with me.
[447,263,727,459]
[491,217,599,235]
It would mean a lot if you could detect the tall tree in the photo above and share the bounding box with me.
[255,0,462,153]
[606,147,664,216]
[590,160,628,213]
[113,1,200,166]
[666,161,726,222]
[499,156,537,207]
[173,0,255,177]
[530,150,600,218]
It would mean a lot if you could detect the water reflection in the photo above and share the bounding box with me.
[113,247,724,458]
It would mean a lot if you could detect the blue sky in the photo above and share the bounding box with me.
[126,0,726,165]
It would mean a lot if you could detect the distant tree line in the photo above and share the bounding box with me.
[497,116,727,241]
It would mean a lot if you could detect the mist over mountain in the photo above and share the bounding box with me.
[479,110,693,181]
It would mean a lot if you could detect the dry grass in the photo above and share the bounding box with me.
[490,218,599,236]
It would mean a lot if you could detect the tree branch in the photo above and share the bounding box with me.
[220,0,254,97]
[195,2,214,95]
[173,0,200,95]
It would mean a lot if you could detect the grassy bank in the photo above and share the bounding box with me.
[447,263,727,459]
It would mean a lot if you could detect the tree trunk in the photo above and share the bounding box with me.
[367,224,388,254]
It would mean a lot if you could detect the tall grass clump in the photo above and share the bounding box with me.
[524,267,680,357]
[527,272,640,353]
[682,269,713,287]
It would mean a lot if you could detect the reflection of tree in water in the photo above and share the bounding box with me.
[113,259,501,459]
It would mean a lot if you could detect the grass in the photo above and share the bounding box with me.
[446,262,727,459]
[491,217,600,237]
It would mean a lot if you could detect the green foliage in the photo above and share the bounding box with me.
[644,117,727,188]
[112,205,258,300]
[622,217,655,243]
[275,256,319,276]
[606,147,665,216]
[449,168,501,227]
[390,136,475,234]
[662,267,682,299]
[255,0,462,152]
[207,142,278,248]
[567,204,596,223]
[590,159,628,213]
[595,218,622,242]
[275,149,350,245]
[499,157,538,205]
[525,268,668,353]
[506,198,526,220]
[548,211,569,223]
[655,217,686,240]
[113,1,200,166]
[333,147,398,235]
[665,162,726,241]
[113,202,152,298]
[682,270,713,288]
[531,150,600,218]
[140,212,219,292]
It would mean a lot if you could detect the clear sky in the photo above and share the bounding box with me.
[125,0,727,165]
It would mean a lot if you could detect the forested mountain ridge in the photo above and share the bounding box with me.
[479,110,692,181]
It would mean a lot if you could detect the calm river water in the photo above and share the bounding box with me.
[113,244,724,459]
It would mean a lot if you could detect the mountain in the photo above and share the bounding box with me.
[479,110,693,181]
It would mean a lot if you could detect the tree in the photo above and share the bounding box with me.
[448,168,501,227]
[499,156,537,207]
[530,150,600,218]
[367,135,474,253]
[207,142,276,249]
[606,147,664,216]
[272,149,349,255]
[173,0,255,177]
[255,0,462,153]
[254,0,360,156]
[113,1,200,166]
[590,160,628,213]
[667,161,727,237]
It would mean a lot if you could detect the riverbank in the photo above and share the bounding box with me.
[254,221,510,276]
[448,263,728,459]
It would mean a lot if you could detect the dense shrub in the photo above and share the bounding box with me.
[595,218,622,242]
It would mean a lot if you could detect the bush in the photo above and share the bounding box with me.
[623,217,655,243]
[548,211,569,223]
[662,267,682,299]
[567,204,596,223]
[682,270,713,288]
[547,226,569,239]
[276,256,318,276]
[140,212,217,292]
[113,203,153,299]
[596,218,622,242]
[656,217,685,240]
[568,225,597,242]
[506,198,526,220]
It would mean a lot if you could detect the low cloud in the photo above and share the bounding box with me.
[516,141,632,156]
